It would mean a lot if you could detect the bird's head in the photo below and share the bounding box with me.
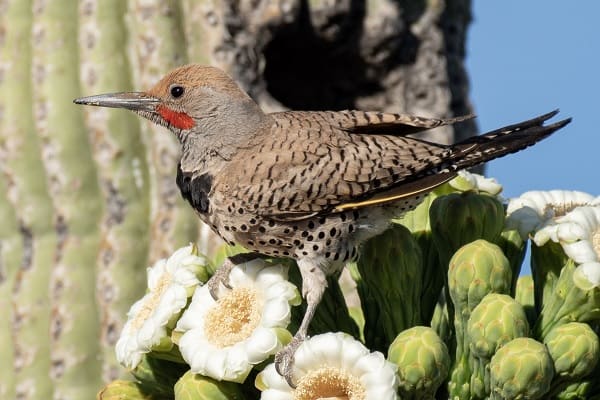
[74,64,265,142]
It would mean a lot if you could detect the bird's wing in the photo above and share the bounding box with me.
[215,111,462,221]
[337,110,474,135]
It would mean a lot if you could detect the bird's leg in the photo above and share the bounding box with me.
[207,252,265,300]
[275,258,327,387]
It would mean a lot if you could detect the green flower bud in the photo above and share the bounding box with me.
[468,294,530,359]
[489,338,554,400]
[554,381,593,400]
[544,322,599,382]
[554,363,600,400]
[388,326,450,400]
[514,275,537,327]
[467,294,530,398]
[448,240,512,400]
[356,224,424,352]
[534,260,600,340]
[430,191,505,269]
[398,171,501,235]
[174,370,244,400]
[449,240,512,315]
[553,356,600,399]
[97,380,149,400]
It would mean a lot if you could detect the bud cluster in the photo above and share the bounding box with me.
[99,173,600,399]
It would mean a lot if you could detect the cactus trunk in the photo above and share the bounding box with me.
[0,175,21,400]
[127,0,199,262]
[0,1,56,399]
[31,0,105,397]
[78,0,152,381]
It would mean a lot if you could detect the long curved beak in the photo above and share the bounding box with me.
[73,92,160,112]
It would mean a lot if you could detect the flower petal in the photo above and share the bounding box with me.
[563,240,599,263]
[295,332,344,370]
[176,260,297,382]
[245,327,280,363]
[256,364,293,397]
[506,190,597,239]
[353,351,387,376]
[450,170,503,195]
[176,287,214,332]
[261,298,292,327]
[574,262,600,289]
[258,333,398,399]
[255,265,289,289]
[147,260,166,290]
[115,245,206,369]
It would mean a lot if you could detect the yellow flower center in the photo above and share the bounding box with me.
[294,367,366,400]
[593,228,600,259]
[131,269,172,330]
[205,287,261,348]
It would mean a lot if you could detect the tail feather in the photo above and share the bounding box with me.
[450,111,571,170]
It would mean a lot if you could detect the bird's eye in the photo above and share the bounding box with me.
[170,85,184,98]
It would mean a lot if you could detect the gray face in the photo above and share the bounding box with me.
[74,64,271,178]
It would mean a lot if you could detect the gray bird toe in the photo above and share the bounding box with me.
[206,261,235,300]
[275,335,305,388]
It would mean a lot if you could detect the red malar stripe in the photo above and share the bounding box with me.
[157,105,195,130]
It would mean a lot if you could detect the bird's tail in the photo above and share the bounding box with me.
[450,110,571,170]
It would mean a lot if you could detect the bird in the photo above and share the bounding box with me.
[75,64,570,385]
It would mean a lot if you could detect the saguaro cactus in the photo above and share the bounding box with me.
[0,1,476,398]
[78,0,152,381]
[0,1,56,399]
[32,1,105,398]
[0,177,21,399]
[127,0,200,263]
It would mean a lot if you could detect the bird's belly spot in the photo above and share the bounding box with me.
[216,208,392,269]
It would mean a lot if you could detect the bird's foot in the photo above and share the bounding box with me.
[207,260,235,300]
[275,334,306,388]
[207,252,265,300]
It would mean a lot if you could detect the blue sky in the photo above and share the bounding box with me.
[467,1,599,199]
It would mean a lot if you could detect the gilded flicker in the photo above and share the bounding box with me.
[75,64,570,383]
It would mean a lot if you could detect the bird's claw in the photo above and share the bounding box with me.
[207,253,264,300]
[275,335,305,388]
[207,260,235,300]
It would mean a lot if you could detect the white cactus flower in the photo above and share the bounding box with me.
[506,190,599,239]
[174,259,300,383]
[115,244,207,369]
[256,332,399,400]
[533,206,600,289]
[449,170,503,196]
